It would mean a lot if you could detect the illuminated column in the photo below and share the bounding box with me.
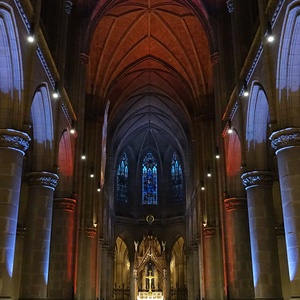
[132,268,138,300]
[223,197,253,299]
[101,244,108,300]
[186,250,194,300]
[0,129,30,299]
[48,198,76,299]
[192,245,200,300]
[82,228,97,299]
[270,128,300,298]
[106,249,114,299]
[241,171,282,299]
[20,171,59,299]
[203,227,223,300]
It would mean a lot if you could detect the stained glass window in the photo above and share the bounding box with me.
[142,152,157,205]
[117,152,128,202]
[171,152,183,202]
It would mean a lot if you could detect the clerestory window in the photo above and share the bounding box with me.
[117,152,128,202]
[142,152,157,205]
[171,152,183,202]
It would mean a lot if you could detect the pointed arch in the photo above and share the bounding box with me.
[277,2,300,127]
[30,84,54,170]
[246,83,270,169]
[56,129,74,197]
[0,3,23,128]
[224,130,243,197]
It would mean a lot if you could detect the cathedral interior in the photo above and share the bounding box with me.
[1,0,300,299]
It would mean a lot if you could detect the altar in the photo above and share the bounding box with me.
[137,291,164,300]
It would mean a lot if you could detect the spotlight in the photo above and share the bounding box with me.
[227,119,233,134]
[27,23,35,43]
[242,80,249,97]
[201,181,205,191]
[90,168,95,178]
[207,166,212,177]
[215,147,220,159]
[81,148,86,160]
[266,21,275,43]
[70,120,76,135]
[97,182,101,192]
[52,82,60,99]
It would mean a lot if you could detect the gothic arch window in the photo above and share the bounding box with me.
[117,152,128,203]
[171,152,183,202]
[142,152,157,205]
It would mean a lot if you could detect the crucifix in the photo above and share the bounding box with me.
[145,270,155,293]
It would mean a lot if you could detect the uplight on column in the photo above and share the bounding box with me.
[242,80,249,97]
[27,23,35,43]
[266,21,275,43]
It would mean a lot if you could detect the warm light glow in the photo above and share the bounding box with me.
[27,35,35,43]
[81,154,86,160]
[228,127,233,134]
[52,91,60,99]
[201,186,205,191]
[70,128,75,134]
[267,35,275,42]
[243,90,249,97]
[90,173,94,178]
[215,154,220,159]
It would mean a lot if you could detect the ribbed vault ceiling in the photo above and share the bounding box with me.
[86,0,213,159]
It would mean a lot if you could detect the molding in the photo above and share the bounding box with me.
[85,227,97,239]
[203,227,216,237]
[53,198,76,212]
[224,197,247,211]
[270,128,300,153]
[241,171,273,189]
[226,0,234,13]
[26,171,59,190]
[0,129,30,154]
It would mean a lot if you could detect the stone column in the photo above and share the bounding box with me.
[223,197,253,299]
[20,171,59,299]
[270,128,300,299]
[241,171,282,299]
[186,250,194,300]
[48,198,76,299]
[0,130,30,299]
[97,238,103,300]
[101,244,108,300]
[82,228,97,300]
[106,249,114,300]
[203,227,222,300]
[192,245,200,300]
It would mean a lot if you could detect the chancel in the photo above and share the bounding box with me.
[0,1,300,300]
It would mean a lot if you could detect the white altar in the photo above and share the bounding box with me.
[137,291,164,300]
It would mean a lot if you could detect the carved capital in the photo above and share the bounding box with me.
[226,0,234,13]
[80,53,89,65]
[241,171,273,190]
[85,227,97,239]
[26,171,59,190]
[270,128,300,153]
[224,197,247,212]
[210,52,220,65]
[65,0,73,14]
[53,198,76,212]
[0,129,30,154]
[203,227,216,237]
